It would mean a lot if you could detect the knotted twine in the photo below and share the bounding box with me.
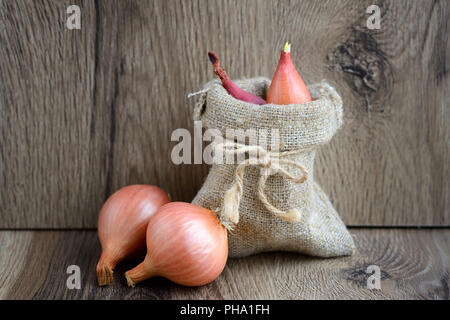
[216,141,308,227]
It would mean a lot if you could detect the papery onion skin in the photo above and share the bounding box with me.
[96,185,170,286]
[125,202,228,287]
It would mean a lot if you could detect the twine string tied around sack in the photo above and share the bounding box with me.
[216,142,308,227]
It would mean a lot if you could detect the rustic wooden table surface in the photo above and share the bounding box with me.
[1,228,448,300]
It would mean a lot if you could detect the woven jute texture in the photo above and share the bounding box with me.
[192,77,355,258]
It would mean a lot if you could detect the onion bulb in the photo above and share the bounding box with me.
[267,42,312,105]
[125,202,228,287]
[96,185,170,286]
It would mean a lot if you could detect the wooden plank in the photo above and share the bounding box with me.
[0,0,448,228]
[318,0,450,225]
[0,231,34,299]
[1,229,448,299]
[0,0,103,228]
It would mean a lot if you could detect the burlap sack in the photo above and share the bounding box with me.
[192,77,355,258]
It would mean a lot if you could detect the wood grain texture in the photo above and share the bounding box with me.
[0,0,101,227]
[1,229,448,299]
[0,0,448,228]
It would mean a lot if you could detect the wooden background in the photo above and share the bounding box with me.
[0,0,449,228]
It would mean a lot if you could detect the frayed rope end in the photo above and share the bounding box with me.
[187,87,210,99]
[277,209,302,223]
[221,184,240,225]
